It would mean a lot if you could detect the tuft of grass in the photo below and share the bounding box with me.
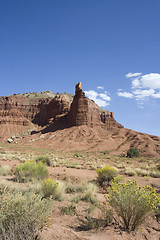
[0,165,12,176]
[61,203,76,215]
[125,168,136,176]
[150,171,160,178]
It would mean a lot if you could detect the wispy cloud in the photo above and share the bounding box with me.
[118,72,160,107]
[126,72,142,78]
[118,90,133,98]
[85,87,111,107]
[97,86,104,90]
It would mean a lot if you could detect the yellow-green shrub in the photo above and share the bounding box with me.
[97,165,117,186]
[107,180,160,231]
[42,178,65,200]
[15,161,49,182]
[0,189,51,240]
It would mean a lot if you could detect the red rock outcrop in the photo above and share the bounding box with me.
[67,82,123,129]
[0,83,160,157]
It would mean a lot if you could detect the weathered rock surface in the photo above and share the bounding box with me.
[0,83,160,157]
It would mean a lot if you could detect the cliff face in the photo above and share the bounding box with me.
[1,83,160,158]
[0,82,121,133]
[67,82,123,129]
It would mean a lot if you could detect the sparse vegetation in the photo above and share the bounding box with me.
[42,178,65,200]
[97,165,117,186]
[0,188,51,240]
[61,203,76,215]
[107,180,160,231]
[0,165,12,176]
[15,161,49,182]
[35,155,51,166]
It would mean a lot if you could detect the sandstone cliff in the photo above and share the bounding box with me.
[0,83,160,157]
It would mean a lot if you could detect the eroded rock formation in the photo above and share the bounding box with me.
[0,83,160,157]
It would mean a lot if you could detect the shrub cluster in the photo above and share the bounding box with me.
[97,165,117,186]
[15,161,49,182]
[107,180,159,231]
[0,189,51,240]
[127,147,140,158]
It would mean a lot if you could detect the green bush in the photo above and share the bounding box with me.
[97,165,117,186]
[0,189,51,240]
[127,147,140,158]
[107,180,159,231]
[42,178,65,200]
[15,161,49,182]
[35,155,51,166]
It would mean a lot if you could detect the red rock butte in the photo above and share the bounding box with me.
[0,82,160,157]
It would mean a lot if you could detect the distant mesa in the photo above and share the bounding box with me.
[0,82,160,157]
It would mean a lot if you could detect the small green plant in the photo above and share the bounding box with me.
[42,178,65,200]
[35,155,51,166]
[82,183,98,204]
[0,165,12,176]
[0,189,51,240]
[97,165,117,186]
[15,161,49,182]
[127,147,140,158]
[107,180,159,231]
[61,203,76,215]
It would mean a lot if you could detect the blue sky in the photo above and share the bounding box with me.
[1,0,160,136]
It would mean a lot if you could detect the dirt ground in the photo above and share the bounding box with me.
[0,147,160,240]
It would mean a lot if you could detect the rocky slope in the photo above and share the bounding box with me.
[0,83,160,157]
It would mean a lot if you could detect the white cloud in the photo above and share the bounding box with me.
[99,92,111,101]
[85,89,111,107]
[97,86,104,90]
[118,91,134,98]
[118,72,160,107]
[84,90,98,101]
[141,73,160,89]
[133,89,155,100]
[126,72,142,78]
[152,92,160,98]
[94,99,109,107]
[132,78,141,89]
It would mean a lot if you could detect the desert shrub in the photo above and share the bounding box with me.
[135,168,149,177]
[125,167,136,176]
[15,161,49,182]
[65,181,88,193]
[156,164,160,171]
[97,165,117,186]
[0,189,51,240]
[42,178,65,200]
[0,165,12,176]
[35,155,51,166]
[112,175,124,184]
[150,170,160,178]
[127,147,140,158]
[107,180,159,231]
[61,203,76,215]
